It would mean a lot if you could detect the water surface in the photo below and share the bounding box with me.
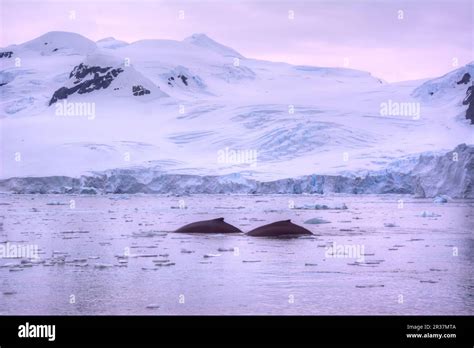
[0,194,472,315]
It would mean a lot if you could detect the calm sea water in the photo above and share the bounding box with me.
[0,194,473,315]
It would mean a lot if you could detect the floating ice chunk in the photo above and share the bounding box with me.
[0,263,16,268]
[296,203,348,210]
[154,262,175,267]
[153,259,171,263]
[304,218,331,224]
[203,253,221,258]
[132,231,163,238]
[74,263,89,268]
[419,211,441,217]
[70,258,87,263]
[433,195,449,204]
[130,254,158,258]
[94,264,113,269]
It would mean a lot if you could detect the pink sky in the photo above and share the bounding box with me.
[0,0,472,82]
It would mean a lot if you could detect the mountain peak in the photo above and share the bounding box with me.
[97,37,117,42]
[185,33,211,41]
[183,33,243,58]
[20,31,97,54]
[97,37,128,49]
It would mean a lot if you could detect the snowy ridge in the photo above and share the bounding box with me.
[412,62,474,123]
[16,31,97,56]
[412,62,474,101]
[96,37,129,49]
[183,33,243,58]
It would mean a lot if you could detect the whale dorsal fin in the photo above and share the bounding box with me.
[214,217,225,222]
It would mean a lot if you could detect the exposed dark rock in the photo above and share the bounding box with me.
[0,51,13,58]
[462,85,474,124]
[70,63,111,79]
[166,68,205,89]
[132,85,150,96]
[178,74,188,86]
[49,63,124,105]
[457,73,471,85]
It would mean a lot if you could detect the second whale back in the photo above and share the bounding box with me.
[175,217,242,234]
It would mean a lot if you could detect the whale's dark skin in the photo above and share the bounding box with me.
[174,218,242,234]
[247,220,313,237]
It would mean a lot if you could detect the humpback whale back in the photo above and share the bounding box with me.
[175,217,242,234]
[247,220,313,237]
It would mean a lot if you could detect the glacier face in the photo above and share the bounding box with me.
[1,144,471,198]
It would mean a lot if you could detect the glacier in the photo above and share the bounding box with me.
[0,144,471,198]
[1,31,473,195]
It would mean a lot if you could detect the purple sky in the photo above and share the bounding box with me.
[1,0,472,82]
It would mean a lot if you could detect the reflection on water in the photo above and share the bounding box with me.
[0,194,473,315]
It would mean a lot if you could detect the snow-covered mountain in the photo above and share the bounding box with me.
[412,62,474,124]
[1,31,473,195]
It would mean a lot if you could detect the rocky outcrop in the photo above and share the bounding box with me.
[463,85,474,124]
[457,73,471,85]
[163,66,206,90]
[132,85,150,96]
[49,63,124,105]
[0,51,13,58]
